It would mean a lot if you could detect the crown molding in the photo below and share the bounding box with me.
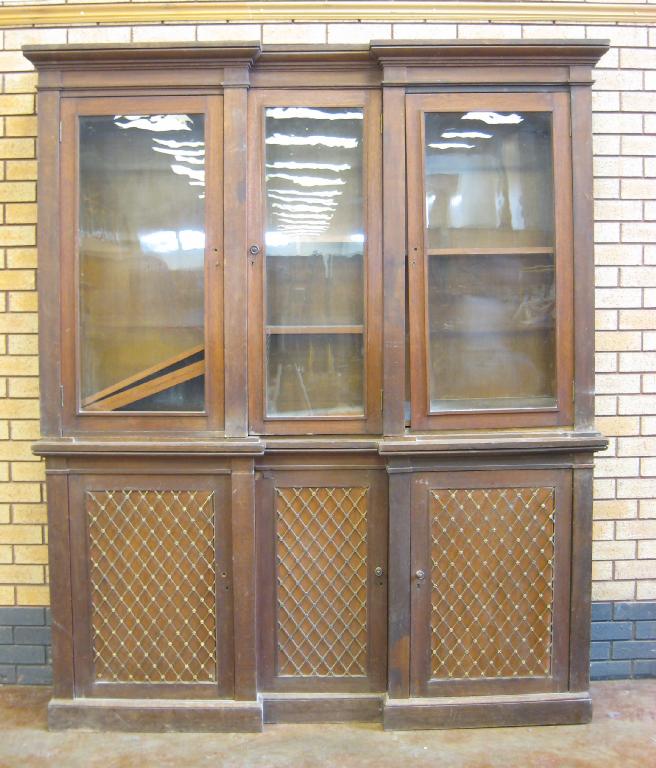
[1,1,656,29]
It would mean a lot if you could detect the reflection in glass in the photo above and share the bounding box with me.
[428,253,556,411]
[424,111,554,249]
[264,106,365,417]
[78,114,206,412]
[267,334,363,417]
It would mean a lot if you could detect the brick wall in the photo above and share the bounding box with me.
[0,8,653,680]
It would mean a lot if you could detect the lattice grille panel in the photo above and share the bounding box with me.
[430,486,555,680]
[86,489,217,683]
[275,486,369,677]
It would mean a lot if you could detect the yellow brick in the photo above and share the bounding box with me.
[0,586,14,605]
[131,25,196,43]
[13,544,47,565]
[0,564,43,584]
[595,331,642,352]
[0,357,38,377]
[592,561,613,581]
[0,482,40,503]
[0,53,33,74]
[0,227,35,247]
[7,375,38,396]
[0,505,9,524]
[0,139,34,159]
[4,28,67,50]
[5,249,36,269]
[615,560,656,580]
[593,520,614,540]
[6,161,36,181]
[0,296,6,313]
[9,420,39,441]
[592,540,636,560]
[3,73,37,95]
[11,462,44,483]
[593,499,637,520]
[0,423,8,440]
[591,580,635,601]
[11,504,46,524]
[594,416,640,437]
[616,520,656,540]
[262,24,326,44]
[7,336,38,356]
[8,292,37,312]
[67,26,132,44]
[0,464,9,483]
[0,441,35,462]
[0,545,12,564]
[0,182,35,203]
[0,523,41,544]
[5,203,36,224]
[327,23,391,43]
[637,581,656,600]
[16,585,49,605]
[0,313,37,334]
[0,95,34,117]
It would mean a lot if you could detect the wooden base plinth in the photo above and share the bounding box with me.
[262,693,383,724]
[48,697,263,732]
[383,691,592,730]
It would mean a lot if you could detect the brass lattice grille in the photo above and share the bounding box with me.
[275,486,369,677]
[86,489,217,683]
[430,487,555,680]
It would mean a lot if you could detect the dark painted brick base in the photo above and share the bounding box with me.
[0,602,653,686]
[591,601,656,680]
[0,607,52,685]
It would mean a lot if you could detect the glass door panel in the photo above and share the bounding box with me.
[263,105,366,420]
[78,113,206,412]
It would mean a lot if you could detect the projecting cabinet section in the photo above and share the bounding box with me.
[28,39,608,732]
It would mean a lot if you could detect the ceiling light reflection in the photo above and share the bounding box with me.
[461,111,523,125]
[266,133,358,149]
[266,107,363,121]
[267,173,345,187]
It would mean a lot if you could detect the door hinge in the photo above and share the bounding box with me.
[380,388,384,413]
[60,384,64,408]
[59,122,62,143]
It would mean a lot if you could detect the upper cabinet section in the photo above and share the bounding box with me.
[25,40,607,440]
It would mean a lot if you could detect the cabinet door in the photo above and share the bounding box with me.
[257,467,387,692]
[410,469,571,697]
[247,91,383,435]
[69,473,234,699]
[60,95,223,433]
[407,93,573,430]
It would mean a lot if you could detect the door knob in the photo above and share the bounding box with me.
[415,569,426,580]
[374,566,384,577]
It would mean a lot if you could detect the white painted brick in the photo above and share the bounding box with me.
[457,24,522,40]
[615,560,656,579]
[595,200,642,220]
[392,24,457,40]
[621,179,656,200]
[67,27,132,44]
[595,267,619,287]
[621,91,656,112]
[644,115,656,133]
[594,156,643,178]
[617,519,656,540]
[592,580,636,602]
[617,476,656,497]
[622,223,656,242]
[522,24,586,40]
[593,113,643,135]
[592,540,636,560]
[645,246,656,266]
[587,26,648,48]
[593,135,621,156]
[327,24,391,44]
[594,222,620,243]
[646,158,656,178]
[637,581,656,600]
[595,352,617,372]
[642,374,656,393]
[595,310,618,330]
[621,267,656,287]
[644,202,656,221]
[262,24,326,44]
[595,395,617,416]
[622,135,656,156]
[618,395,656,415]
[593,69,643,91]
[592,91,620,112]
[619,352,656,371]
[593,478,616,500]
[196,24,261,41]
[640,499,656,517]
[645,71,656,90]
[592,561,613,580]
[638,541,656,559]
[595,288,642,308]
[594,179,620,200]
[131,26,196,43]
[644,288,656,306]
[595,244,642,266]
[594,456,640,477]
[640,457,656,475]
[620,47,656,69]
[617,436,656,456]
[643,331,656,350]
[4,28,67,50]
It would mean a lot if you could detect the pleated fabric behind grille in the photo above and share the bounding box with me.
[275,486,369,678]
[86,489,217,683]
[430,486,555,680]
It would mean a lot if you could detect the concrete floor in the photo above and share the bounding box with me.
[0,682,654,767]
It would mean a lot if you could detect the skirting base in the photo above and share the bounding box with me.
[383,691,592,730]
[262,693,383,723]
[48,697,263,732]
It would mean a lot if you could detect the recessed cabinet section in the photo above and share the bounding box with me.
[256,465,388,693]
[60,95,224,433]
[407,93,574,430]
[28,41,607,732]
[409,469,572,698]
[68,472,235,699]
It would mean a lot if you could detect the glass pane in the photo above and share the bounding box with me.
[267,333,363,418]
[78,113,206,412]
[428,253,556,411]
[264,106,365,417]
[424,111,553,249]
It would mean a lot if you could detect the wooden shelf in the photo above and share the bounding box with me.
[427,247,554,257]
[265,325,364,335]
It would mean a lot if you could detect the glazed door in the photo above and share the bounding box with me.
[256,466,388,692]
[406,92,574,431]
[247,90,383,435]
[69,472,234,699]
[410,468,572,697]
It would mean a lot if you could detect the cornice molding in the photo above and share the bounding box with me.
[1,1,655,29]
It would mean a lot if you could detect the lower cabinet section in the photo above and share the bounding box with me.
[43,450,595,732]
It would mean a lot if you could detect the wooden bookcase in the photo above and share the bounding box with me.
[27,39,608,732]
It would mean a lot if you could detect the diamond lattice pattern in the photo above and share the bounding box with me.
[275,486,369,677]
[430,486,555,680]
[86,489,217,683]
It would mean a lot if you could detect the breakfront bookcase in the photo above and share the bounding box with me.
[27,39,608,731]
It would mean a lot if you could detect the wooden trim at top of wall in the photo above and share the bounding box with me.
[2,1,656,29]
